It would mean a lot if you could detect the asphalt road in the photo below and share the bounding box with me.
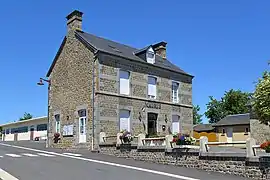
[0,141,250,180]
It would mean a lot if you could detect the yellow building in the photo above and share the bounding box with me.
[213,113,250,143]
[1,116,47,141]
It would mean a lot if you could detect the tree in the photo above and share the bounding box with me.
[205,89,251,124]
[253,71,270,125]
[193,105,203,125]
[205,96,224,124]
[19,112,33,121]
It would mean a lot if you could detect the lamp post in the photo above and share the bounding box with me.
[37,78,51,148]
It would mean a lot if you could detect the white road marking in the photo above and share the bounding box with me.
[37,153,55,157]
[5,154,21,158]
[0,143,199,180]
[0,156,3,158]
[0,168,19,180]
[62,153,82,157]
[22,153,39,157]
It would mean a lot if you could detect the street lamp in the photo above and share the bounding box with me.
[37,78,51,148]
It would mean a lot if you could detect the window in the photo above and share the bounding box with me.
[172,115,180,134]
[5,129,10,134]
[245,127,249,135]
[11,126,28,134]
[146,47,155,64]
[119,70,130,95]
[172,81,179,103]
[55,114,60,133]
[119,110,130,132]
[148,76,157,99]
[37,124,47,131]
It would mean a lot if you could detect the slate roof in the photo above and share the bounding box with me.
[193,124,215,132]
[213,113,250,126]
[75,31,192,76]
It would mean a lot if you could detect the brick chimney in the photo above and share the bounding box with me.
[153,42,167,59]
[66,10,83,32]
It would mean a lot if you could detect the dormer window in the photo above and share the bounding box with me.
[146,47,155,64]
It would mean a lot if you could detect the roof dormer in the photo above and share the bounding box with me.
[146,47,155,64]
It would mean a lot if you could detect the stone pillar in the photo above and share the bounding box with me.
[165,134,173,148]
[99,132,106,143]
[246,138,256,157]
[200,136,208,154]
[137,133,145,146]
[116,133,123,146]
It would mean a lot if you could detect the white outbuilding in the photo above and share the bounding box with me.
[1,116,47,141]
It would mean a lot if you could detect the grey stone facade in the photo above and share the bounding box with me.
[250,119,270,144]
[46,10,193,149]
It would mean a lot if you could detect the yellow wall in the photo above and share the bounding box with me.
[193,131,217,142]
[217,125,250,142]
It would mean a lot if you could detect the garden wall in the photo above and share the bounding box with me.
[99,144,270,180]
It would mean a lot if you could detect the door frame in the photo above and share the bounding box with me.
[79,117,87,143]
[147,112,158,136]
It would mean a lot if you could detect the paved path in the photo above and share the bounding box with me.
[0,141,250,180]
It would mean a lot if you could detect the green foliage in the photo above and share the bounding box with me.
[205,89,251,124]
[193,105,203,125]
[253,71,270,125]
[19,112,33,121]
[205,96,225,124]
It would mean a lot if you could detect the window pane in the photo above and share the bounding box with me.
[120,79,130,95]
[78,109,86,117]
[37,124,47,131]
[148,76,156,85]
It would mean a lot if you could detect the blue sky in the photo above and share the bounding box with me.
[0,0,268,124]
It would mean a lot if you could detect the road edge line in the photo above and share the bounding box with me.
[0,168,19,180]
[0,143,199,180]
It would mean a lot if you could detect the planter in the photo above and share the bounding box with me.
[266,149,270,153]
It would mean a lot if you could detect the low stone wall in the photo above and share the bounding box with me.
[99,145,270,180]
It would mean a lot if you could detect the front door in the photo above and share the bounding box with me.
[79,117,86,143]
[226,127,233,143]
[147,113,158,136]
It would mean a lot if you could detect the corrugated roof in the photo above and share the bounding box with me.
[75,31,192,76]
[0,116,47,127]
[213,113,250,126]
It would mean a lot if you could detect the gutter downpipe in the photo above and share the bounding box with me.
[91,50,99,152]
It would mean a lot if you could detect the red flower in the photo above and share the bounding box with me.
[260,141,270,150]
[172,138,177,143]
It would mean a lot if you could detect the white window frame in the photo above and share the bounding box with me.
[146,47,155,64]
[55,115,60,133]
[119,109,131,132]
[119,70,130,95]
[172,81,179,103]
[148,76,157,99]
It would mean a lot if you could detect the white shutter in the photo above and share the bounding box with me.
[120,71,130,95]
[119,110,130,132]
[172,115,180,134]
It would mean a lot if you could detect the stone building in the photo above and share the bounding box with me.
[46,10,194,149]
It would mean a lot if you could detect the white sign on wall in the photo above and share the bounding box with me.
[63,125,74,136]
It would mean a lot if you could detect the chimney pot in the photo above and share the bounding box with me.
[66,10,83,32]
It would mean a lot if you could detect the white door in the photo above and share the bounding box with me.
[119,110,130,132]
[172,115,180,134]
[79,117,86,143]
[226,127,233,143]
